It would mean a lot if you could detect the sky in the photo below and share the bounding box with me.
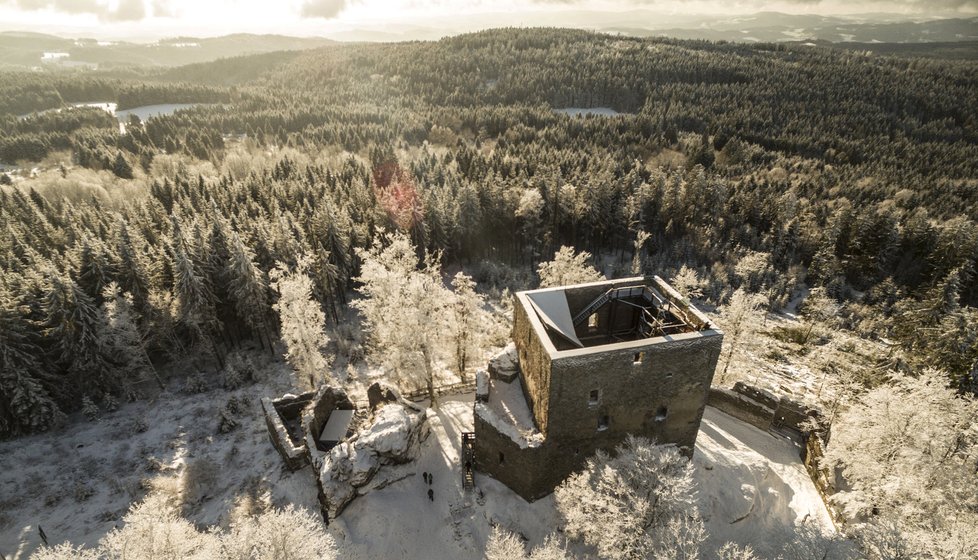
[0,0,976,39]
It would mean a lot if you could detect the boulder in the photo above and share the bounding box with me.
[367,381,402,410]
[488,342,520,383]
[317,402,430,519]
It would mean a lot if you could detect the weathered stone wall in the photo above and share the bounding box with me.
[707,387,775,430]
[707,382,818,436]
[513,295,553,434]
[261,392,315,471]
[472,412,556,502]
[547,332,723,451]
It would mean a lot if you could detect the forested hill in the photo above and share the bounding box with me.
[1,28,977,437]
[190,28,978,209]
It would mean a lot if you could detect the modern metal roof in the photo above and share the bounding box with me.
[319,409,355,444]
[526,290,584,348]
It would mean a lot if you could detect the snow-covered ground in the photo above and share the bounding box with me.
[695,407,835,557]
[0,372,835,560]
[0,360,321,560]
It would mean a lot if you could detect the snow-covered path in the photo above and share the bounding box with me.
[695,407,835,557]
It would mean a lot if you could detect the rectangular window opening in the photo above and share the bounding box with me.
[598,415,610,431]
[655,406,668,422]
[588,389,600,406]
[588,313,599,328]
[498,451,505,464]
[633,351,645,365]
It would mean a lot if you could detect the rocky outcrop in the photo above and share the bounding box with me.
[367,381,402,410]
[317,403,430,520]
[487,342,519,383]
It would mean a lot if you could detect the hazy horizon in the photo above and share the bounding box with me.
[1,0,976,41]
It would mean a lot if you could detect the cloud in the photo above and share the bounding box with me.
[527,0,978,11]
[300,0,348,18]
[106,0,145,21]
[150,0,172,17]
[4,0,151,21]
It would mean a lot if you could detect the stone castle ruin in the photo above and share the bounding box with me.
[263,382,429,521]
[472,276,724,500]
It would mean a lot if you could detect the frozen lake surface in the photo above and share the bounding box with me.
[115,103,204,123]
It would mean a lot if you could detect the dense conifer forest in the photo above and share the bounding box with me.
[1,28,977,437]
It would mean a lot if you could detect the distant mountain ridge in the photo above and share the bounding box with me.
[0,12,976,69]
[0,32,334,69]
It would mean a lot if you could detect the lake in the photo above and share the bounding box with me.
[115,103,206,123]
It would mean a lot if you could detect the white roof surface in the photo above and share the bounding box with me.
[320,409,355,443]
[526,290,583,348]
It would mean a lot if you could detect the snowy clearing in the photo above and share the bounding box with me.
[0,374,834,560]
[695,407,835,557]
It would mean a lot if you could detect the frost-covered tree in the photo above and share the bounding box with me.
[353,231,450,405]
[270,257,331,390]
[779,520,857,560]
[99,282,162,390]
[450,271,486,381]
[799,287,840,345]
[734,250,772,293]
[631,230,651,275]
[485,526,573,560]
[43,273,116,396]
[554,436,702,560]
[220,505,337,560]
[30,498,337,560]
[99,493,220,560]
[516,188,545,261]
[226,231,272,350]
[30,544,99,560]
[825,369,978,559]
[0,286,62,435]
[537,246,603,288]
[716,543,759,560]
[670,265,703,300]
[717,288,767,382]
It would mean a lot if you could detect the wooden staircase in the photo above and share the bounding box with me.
[461,432,476,490]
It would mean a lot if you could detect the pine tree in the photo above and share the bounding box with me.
[170,215,220,364]
[112,152,134,179]
[116,221,150,314]
[99,282,162,391]
[227,230,272,350]
[43,273,116,397]
[0,287,63,435]
[76,237,114,305]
